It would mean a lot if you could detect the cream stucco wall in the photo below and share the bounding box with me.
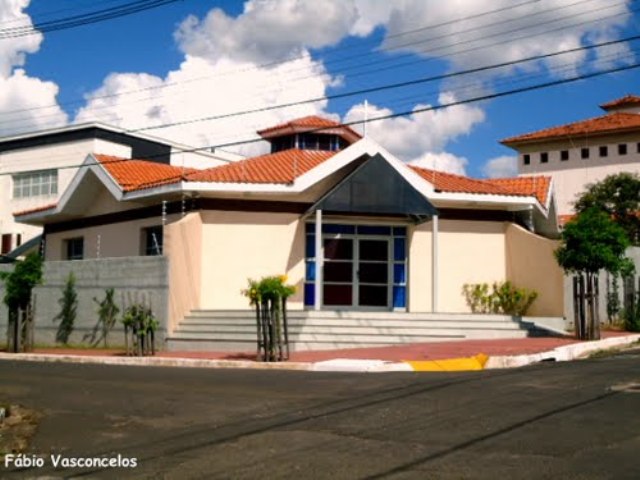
[408,222,432,312]
[44,215,177,261]
[505,223,564,316]
[199,211,305,310]
[164,212,202,332]
[437,220,507,313]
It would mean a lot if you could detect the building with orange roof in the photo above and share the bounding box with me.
[7,115,567,350]
[0,122,239,258]
[502,94,640,215]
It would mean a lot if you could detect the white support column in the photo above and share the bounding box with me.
[314,209,323,311]
[432,214,439,313]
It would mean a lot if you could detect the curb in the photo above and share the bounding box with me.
[0,352,313,371]
[485,334,640,369]
[1,334,638,373]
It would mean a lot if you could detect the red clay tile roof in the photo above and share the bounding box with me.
[185,149,336,184]
[486,176,551,206]
[410,166,551,205]
[600,95,640,111]
[501,112,640,145]
[257,115,362,143]
[95,154,194,192]
[14,202,57,217]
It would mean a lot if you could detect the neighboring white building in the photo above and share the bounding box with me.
[0,122,240,256]
[501,95,640,218]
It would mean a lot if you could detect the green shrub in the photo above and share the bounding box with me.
[243,274,296,305]
[122,304,158,335]
[462,281,537,316]
[54,272,77,344]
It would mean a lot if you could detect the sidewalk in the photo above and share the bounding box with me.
[2,331,639,372]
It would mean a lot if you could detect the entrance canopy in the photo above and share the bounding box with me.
[308,154,437,221]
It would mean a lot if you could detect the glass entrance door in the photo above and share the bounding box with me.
[357,238,390,307]
[322,236,390,308]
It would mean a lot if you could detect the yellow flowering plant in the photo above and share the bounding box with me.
[242,275,296,305]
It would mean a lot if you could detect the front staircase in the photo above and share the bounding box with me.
[165,310,558,352]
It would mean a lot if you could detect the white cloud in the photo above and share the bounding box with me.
[409,151,468,175]
[355,0,633,80]
[175,0,359,64]
[0,0,43,78]
[344,92,484,168]
[482,155,517,178]
[75,53,335,157]
[0,70,68,136]
[0,1,68,136]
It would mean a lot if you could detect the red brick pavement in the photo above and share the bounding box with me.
[25,331,630,363]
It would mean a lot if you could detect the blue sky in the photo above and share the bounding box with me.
[2,0,638,178]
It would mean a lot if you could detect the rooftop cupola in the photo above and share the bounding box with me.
[257,115,362,154]
[600,95,640,115]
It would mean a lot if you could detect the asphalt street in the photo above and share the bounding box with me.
[1,353,640,479]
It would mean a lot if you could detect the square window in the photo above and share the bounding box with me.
[619,144,628,155]
[523,154,530,166]
[560,150,569,161]
[599,146,608,157]
[581,148,590,159]
[65,237,84,260]
[540,152,549,163]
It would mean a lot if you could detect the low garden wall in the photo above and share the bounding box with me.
[0,256,169,349]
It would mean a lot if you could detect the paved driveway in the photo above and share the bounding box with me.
[2,353,640,479]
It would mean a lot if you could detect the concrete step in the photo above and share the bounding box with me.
[186,310,523,322]
[181,316,527,327]
[175,323,527,335]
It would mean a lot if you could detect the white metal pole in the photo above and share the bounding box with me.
[314,209,323,311]
[363,99,368,138]
[432,214,439,313]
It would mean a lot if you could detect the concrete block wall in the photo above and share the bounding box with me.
[0,257,168,349]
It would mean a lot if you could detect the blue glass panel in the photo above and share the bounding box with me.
[393,263,406,284]
[306,235,315,258]
[304,283,315,306]
[323,224,355,234]
[393,227,407,237]
[306,261,316,281]
[306,223,315,233]
[393,286,406,308]
[358,225,391,235]
[394,237,406,261]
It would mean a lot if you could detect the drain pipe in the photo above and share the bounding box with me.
[432,214,439,313]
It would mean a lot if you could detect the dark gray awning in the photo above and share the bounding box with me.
[308,154,437,221]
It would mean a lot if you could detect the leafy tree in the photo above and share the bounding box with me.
[0,253,43,312]
[555,208,634,339]
[54,272,77,344]
[574,172,640,244]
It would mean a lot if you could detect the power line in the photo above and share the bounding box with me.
[124,34,640,134]
[0,0,180,39]
[0,0,574,120]
[0,0,628,136]
[2,57,639,179]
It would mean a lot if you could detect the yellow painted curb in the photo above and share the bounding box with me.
[405,353,489,372]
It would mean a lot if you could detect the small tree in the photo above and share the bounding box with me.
[85,288,119,348]
[555,208,634,339]
[0,253,43,351]
[0,253,43,312]
[574,172,640,244]
[54,272,77,344]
